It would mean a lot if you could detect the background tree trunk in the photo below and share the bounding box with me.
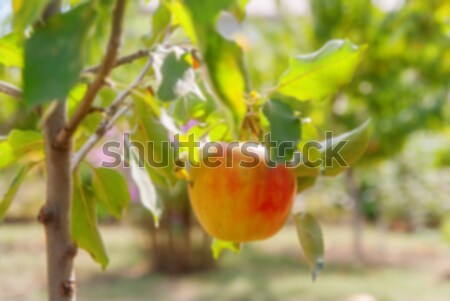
[346,168,365,263]
[145,182,215,274]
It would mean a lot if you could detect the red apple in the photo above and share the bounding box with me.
[188,142,297,242]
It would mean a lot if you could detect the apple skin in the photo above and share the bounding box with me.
[187,143,297,242]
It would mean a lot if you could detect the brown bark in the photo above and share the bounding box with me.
[38,2,78,300]
[42,101,77,301]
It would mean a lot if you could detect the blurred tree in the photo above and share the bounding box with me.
[307,0,449,260]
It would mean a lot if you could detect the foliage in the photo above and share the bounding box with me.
[0,129,43,168]
[0,162,35,223]
[275,39,366,101]
[307,0,449,159]
[0,0,373,286]
[211,239,241,259]
[294,212,324,281]
[71,165,110,268]
[24,3,96,107]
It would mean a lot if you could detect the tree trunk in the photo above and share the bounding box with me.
[346,168,364,263]
[37,2,78,300]
[41,100,76,301]
[146,182,215,274]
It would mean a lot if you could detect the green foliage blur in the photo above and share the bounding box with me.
[0,0,448,261]
[239,0,449,229]
[244,0,449,160]
[0,1,449,300]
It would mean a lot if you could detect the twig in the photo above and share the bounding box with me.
[0,80,22,100]
[56,0,127,146]
[88,106,106,114]
[106,56,153,117]
[83,49,149,74]
[0,49,150,101]
[71,57,153,171]
[71,103,132,171]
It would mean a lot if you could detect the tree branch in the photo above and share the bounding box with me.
[83,49,149,74]
[71,57,153,171]
[0,49,150,101]
[0,80,22,100]
[56,0,127,146]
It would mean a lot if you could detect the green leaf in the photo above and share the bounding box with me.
[202,30,249,129]
[228,0,249,21]
[128,146,162,227]
[8,129,43,151]
[206,112,233,141]
[132,88,161,118]
[132,98,177,186]
[149,0,171,45]
[0,130,44,169]
[23,3,96,107]
[170,0,234,45]
[321,120,370,176]
[294,120,320,177]
[91,167,130,220]
[68,83,88,116]
[169,0,197,44]
[0,163,34,224]
[211,239,241,259]
[181,0,235,29]
[296,176,317,194]
[276,40,366,101]
[0,32,23,68]
[263,99,301,162]
[0,142,14,169]
[154,47,203,102]
[172,0,248,130]
[12,0,51,32]
[170,94,209,124]
[293,212,324,281]
[299,119,319,143]
[295,146,321,177]
[295,163,320,177]
[71,167,109,269]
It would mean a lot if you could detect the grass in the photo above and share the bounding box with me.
[1,222,450,301]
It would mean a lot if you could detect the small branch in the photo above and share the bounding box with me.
[71,103,132,172]
[88,106,106,114]
[83,49,150,74]
[0,50,150,101]
[106,56,153,117]
[0,80,22,100]
[71,57,153,171]
[56,0,127,146]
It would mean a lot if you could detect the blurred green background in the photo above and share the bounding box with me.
[0,0,449,300]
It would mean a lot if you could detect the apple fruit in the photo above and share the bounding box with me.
[187,142,297,242]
